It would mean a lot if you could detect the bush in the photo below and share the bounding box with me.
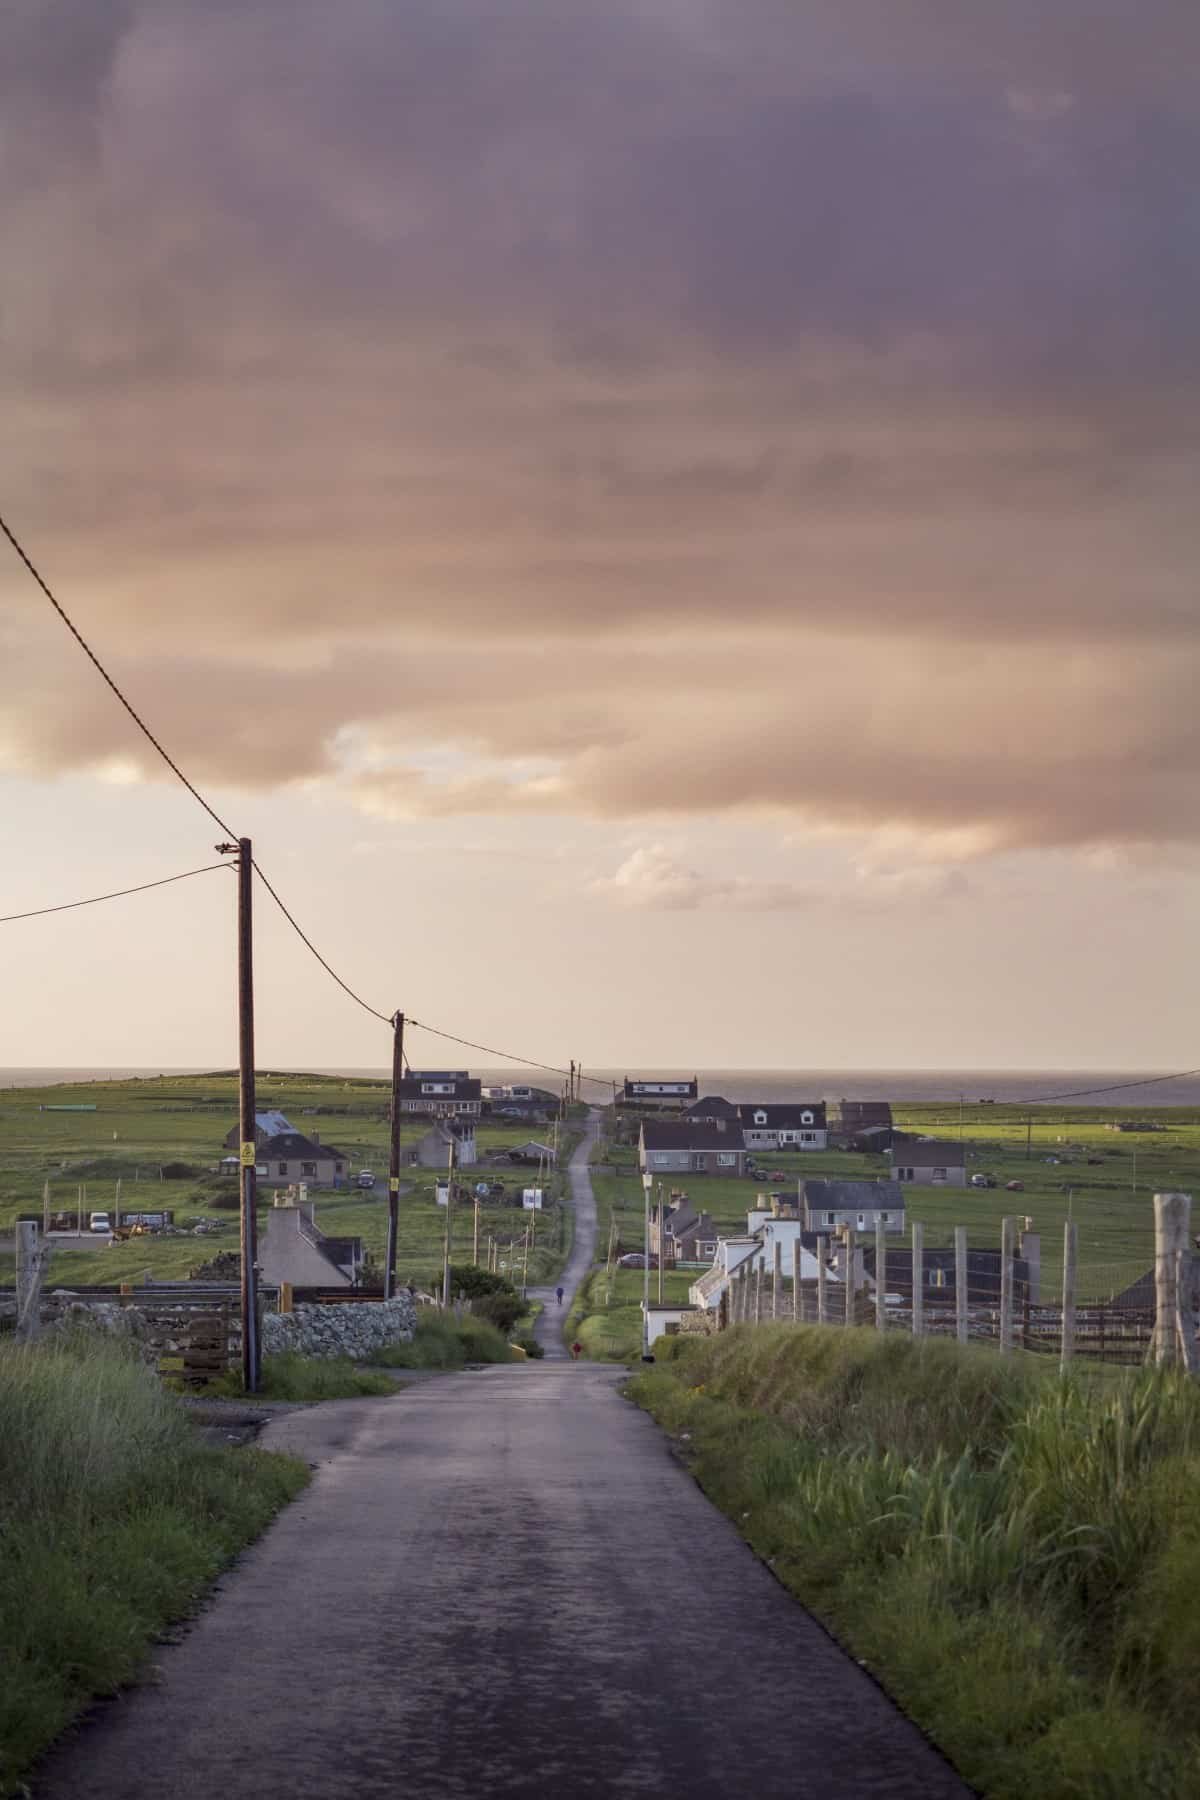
[510,1331,545,1359]
[447,1265,519,1302]
[372,1312,511,1369]
[159,1161,199,1181]
[472,1292,526,1335]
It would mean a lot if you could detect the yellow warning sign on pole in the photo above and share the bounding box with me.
[389,1177,401,1192]
[240,1141,256,1167]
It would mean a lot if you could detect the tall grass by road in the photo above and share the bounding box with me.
[631,1328,1200,1799]
[0,1336,307,1797]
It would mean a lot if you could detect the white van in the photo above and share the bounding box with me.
[88,1211,112,1234]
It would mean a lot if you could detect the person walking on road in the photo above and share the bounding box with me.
[556,1285,564,1306]
[571,1340,583,1360]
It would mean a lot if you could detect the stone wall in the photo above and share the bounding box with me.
[262,1295,416,1361]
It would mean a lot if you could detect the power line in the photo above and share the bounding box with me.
[1,511,239,838]
[0,862,229,924]
[1000,1070,1200,1107]
[251,861,393,1026]
[407,1016,608,1086]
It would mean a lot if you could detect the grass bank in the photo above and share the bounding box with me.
[205,1352,398,1401]
[0,1336,308,1796]
[370,1310,513,1369]
[630,1327,1200,1799]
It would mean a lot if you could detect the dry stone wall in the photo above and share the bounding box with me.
[262,1296,416,1361]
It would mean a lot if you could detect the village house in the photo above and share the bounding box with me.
[830,1100,894,1149]
[864,1228,1039,1307]
[649,1192,721,1265]
[222,1115,348,1188]
[888,1136,967,1187]
[396,1072,482,1119]
[639,1119,747,1178]
[798,1177,907,1235]
[258,1190,364,1289]
[621,1076,699,1111]
[685,1095,740,1123]
[737,1102,828,1151]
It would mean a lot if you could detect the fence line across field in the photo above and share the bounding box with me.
[716,1193,1196,1373]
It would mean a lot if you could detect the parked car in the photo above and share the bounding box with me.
[88,1211,112,1234]
[356,1170,376,1189]
[768,1170,787,1181]
[1005,1180,1025,1192]
[970,1173,997,1189]
[617,1252,658,1269]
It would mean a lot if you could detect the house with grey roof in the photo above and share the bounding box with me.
[622,1076,699,1110]
[223,1120,348,1187]
[649,1193,720,1265]
[799,1178,907,1235]
[888,1136,967,1187]
[738,1102,827,1151]
[639,1119,746,1177]
[259,1193,364,1289]
[397,1072,482,1118]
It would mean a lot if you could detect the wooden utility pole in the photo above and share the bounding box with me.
[114,1177,122,1233]
[42,1178,49,1237]
[657,1185,665,1304]
[473,1195,480,1267]
[817,1238,828,1324]
[522,1217,531,1298]
[213,839,264,1391]
[843,1227,855,1326]
[1025,1117,1033,1161]
[792,1238,802,1323]
[954,1225,969,1345]
[773,1240,782,1320]
[441,1137,455,1308]
[385,1011,405,1299]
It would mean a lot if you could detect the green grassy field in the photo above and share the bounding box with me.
[0,1073,576,1290]
[590,1104,1200,1300]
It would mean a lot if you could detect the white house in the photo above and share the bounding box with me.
[643,1301,701,1347]
[737,1103,828,1151]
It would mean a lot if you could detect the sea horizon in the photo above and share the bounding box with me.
[2,1066,1197,1107]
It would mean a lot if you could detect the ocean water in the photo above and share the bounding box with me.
[1,1067,1198,1107]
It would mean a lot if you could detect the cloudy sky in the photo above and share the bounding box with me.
[2,0,1198,1070]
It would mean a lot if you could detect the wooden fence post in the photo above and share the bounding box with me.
[15,1222,46,1342]
[999,1215,1015,1353]
[954,1225,968,1345]
[911,1222,924,1338]
[875,1217,887,1330]
[1153,1193,1191,1366]
[817,1237,828,1325]
[844,1227,856,1327]
[754,1262,763,1324]
[1176,1249,1200,1374]
[1060,1220,1077,1371]
[279,1281,294,1315]
[792,1238,802,1324]
[772,1241,782,1321]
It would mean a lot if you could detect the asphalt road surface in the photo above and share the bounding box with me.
[35,1118,971,1800]
[527,1111,599,1357]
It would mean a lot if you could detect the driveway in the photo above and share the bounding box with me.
[35,1358,969,1800]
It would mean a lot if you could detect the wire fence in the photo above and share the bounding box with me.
[716,1200,1200,1372]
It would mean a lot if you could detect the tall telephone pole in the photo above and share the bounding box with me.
[218,838,261,1393]
[385,1011,405,1299]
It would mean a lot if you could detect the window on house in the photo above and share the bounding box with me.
[801,1111,814,1124]
[898,1168,914,1182]
[277,1162,288,1176]
[801,1132,815,1143]
[880,1212,890,1223]
[933,1168,948,1181]
[717,1152,736,1166]
[301,1161,316,1177]
[826,1212,836,1225]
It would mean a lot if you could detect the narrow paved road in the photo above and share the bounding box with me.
[36,1368,970,1797]
[528,1109,599,1357]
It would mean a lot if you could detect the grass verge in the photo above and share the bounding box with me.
[370,1310,513,1369]
[0,1335,308,1797]
[629,1326,1200,1800]
[204,1352,398,1401]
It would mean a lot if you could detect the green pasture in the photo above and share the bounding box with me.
[0,1072,573,1290]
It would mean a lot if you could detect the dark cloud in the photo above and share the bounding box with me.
[2,0,1199,856]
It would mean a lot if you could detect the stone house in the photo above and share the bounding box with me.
[888,1137,967,1187]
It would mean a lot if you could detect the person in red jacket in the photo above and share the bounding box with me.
[570,1340,584,1360]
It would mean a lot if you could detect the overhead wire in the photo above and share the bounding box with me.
[0,511,238,838]
[250,861,394,1027]
[407,1016,609,1086]
[0,862,230,924]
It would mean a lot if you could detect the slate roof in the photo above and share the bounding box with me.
[800,1178,906,1213]
[835,1101,894,1129]
[641,1121,746,1152]
[738,1103,827,1130]
[260,1131,347,1162]
[891,1136,966,1169]
[686,1095,739,1121]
